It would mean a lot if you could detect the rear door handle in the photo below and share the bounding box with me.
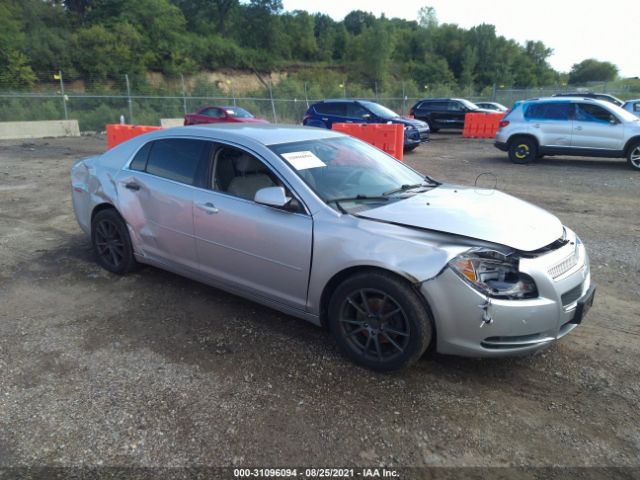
[197,202,219,214]
[125,182,140,191]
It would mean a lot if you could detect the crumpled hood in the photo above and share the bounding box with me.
[358,185,564,252]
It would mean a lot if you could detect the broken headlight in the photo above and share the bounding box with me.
[449,250,538,300]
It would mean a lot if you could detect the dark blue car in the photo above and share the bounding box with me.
[302,99,430,151]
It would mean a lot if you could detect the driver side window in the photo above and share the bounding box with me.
[210,146,303,212]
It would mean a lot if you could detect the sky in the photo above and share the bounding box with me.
[282,0,639,78]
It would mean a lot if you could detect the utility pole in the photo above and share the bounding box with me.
[125,74,134,124]
[58,71,68,120]
[180,73,188,115]
[268,81,277,123]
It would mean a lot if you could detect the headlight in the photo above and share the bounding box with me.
[449,250,538,300]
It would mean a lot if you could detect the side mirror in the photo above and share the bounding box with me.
[609,116,619,125]
[362,113,372,120]
[254,186,291,208]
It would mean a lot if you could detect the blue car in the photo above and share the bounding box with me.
[302,99,430,151]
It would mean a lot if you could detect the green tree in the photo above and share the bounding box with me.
[569,59,618,84]
[417,6,437,28]
[0,2,37,88]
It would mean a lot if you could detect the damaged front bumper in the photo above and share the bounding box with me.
[420,229,594,357]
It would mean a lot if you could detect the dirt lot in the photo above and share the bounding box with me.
[1,133,639,471]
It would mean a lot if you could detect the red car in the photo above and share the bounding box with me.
[183,106,269,125]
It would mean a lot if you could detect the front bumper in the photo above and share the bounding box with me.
[421,230,593,357]
[404,127,430,146]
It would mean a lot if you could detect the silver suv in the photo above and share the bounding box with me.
[495,97,640,170]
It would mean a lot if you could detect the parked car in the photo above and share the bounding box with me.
[302,99,429,151]
[71,124,594,371]
[552,92,623,107]
[495,97,640,170]
[409,98,494,132]
[475,101,509,112]
[184,106,268,125]
[622,99,640,117]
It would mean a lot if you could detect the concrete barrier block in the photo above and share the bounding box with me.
[160,118,184,128]
[0,120,80,140]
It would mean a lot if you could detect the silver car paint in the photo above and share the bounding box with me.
[72,124,592,356]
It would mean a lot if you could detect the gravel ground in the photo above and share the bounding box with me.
[0,133,639,471]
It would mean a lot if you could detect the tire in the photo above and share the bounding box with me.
[508,137,537,164]
[328,271,433,371]
[404,145,418,153]
[425,120,439,133]
[91,208,138,274]
[627,140,640,170]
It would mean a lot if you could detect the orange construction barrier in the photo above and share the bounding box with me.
[332,123,404,161]
[106,124,163,149]
[462,112,505,139]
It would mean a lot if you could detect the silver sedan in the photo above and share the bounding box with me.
[71,124,595,370]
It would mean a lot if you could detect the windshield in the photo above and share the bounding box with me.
[224,107,253,118]
[608,103,640,122]
[360,101,400,119]
[459,99,480,110]
[270,137,433,211]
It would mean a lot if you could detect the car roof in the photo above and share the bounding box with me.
[161,123,343,146]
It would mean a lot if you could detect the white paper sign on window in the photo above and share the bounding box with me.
[281,151,327,170]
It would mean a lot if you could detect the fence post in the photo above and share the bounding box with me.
[402,81,406,116]
[375,81,378,101]
[304,82,309,108]
[125,74,134,124]
[180,73,188,115]
[491,83,497,101]
[58,70,68,120]
[269,80,278,124]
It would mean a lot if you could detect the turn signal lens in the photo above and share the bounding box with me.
[451,258,477,282]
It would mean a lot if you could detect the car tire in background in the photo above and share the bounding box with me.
[91,208,139,274]
[627,140,640,171]
[508,136,537,164]
[328,271,433,371]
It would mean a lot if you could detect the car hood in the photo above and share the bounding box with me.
[358,185,563,252]
[389,117,429,129]
[238,117,269,123]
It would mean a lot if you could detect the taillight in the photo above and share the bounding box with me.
[499,120,510,128]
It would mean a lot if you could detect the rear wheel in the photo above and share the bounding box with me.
[91,209,138,274]
[508,137,537,164]
[404,145,418,153]
[328,271,433,371]
[425,120,439,133]
[627,141,640,170]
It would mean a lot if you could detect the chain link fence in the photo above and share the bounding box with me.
[0,72,637,132]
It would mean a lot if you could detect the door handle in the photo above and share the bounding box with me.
[575,126,583,131]
[322,117,328,121]
[532,124,540,128]
[197,202,219,214]
[125,182,140,191]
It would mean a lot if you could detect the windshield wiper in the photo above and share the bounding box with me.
[326,195,390,213]
[382,176,440,197]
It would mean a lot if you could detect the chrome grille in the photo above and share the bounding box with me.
[548,253,578,279]
[561,283,583,307]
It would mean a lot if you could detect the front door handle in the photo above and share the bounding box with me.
[532,123,540,128]
[197,202,219,214]
[575,126,583,131]
[125,182,140,191]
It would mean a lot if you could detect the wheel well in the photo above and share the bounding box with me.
[623,136,640,156]
[318,266,431,329]
[91,203,117,222]
[508,134,539,149]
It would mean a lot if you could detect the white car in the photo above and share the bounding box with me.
[495,97,640,170]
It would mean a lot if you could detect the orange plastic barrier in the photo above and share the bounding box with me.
[106,124,163,149]
[462,112,505,138]
[332,123,404,161]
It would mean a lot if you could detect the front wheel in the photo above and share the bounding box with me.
[328,271,433,371]
[91,209,138,274]
[627,141,640,170]
[508,137,537,164]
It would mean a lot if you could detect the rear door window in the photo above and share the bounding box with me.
[524,103,571,121]
[315,103,346,116]
[145,138,210,186]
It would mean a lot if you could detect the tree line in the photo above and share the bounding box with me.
[0,0,620,91]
